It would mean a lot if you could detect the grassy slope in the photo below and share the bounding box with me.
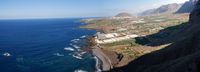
[83,14,190,67]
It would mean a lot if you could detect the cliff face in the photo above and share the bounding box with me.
[111,1,200,72]
[141,3,181,16]
[176,0,198,13]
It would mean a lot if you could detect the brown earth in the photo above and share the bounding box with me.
[110,1,200,72]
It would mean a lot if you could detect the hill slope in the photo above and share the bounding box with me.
[141,3,181,16]
[112,0,200,72]
[115,12,133,17]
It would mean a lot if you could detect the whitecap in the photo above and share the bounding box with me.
[64,47,75,51]
[94,56,102,72]
[54,53,64,57]
[3,52,11,57]
[72,54,82,60]
[74,69,88,72]
[71,39,80,43]
[72,45,81,49]
[80,35,87,38]
[79,51,87,55]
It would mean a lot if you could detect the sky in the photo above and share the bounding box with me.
[0,0,189,19]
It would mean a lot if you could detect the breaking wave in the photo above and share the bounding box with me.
[74,69,88,72]
[64,47,75,51]
[80,35,87,38]
[71,39,80,43]
[94,56,102,72]
[72,54,83,60]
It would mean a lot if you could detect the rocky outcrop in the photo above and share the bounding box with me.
[176,0,198,13]
[141,3,181,16]
[111,0,200,72]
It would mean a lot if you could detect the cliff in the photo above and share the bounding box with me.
[176,0,198,13]
[111,0,200,72]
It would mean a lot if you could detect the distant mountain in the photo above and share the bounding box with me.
[111,12,135,19]
[176,0,198,13]
[140,3,182,16]
[115,12,133,17]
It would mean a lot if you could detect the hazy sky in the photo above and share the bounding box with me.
[0,0,189,19]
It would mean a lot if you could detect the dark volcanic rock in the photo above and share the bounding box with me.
[111,0,200,72]
[176,0,198,13]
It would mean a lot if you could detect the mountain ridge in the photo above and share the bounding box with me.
[140,3,182,16]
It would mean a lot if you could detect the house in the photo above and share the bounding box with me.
[95,32,119,40]
[95,32,139,44]
[96,32,107,40]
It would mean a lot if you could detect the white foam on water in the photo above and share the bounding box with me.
[80,35,87,38]
[72,54,83,60]
[3,52,11,57]
[54,53,64,57]
[64,47,75,51]
[69,43,81,49]
[72,45,81,49]
[79,51,87,55]
[74,69,88,72]
[72,51,86,60]
[94,56,102,72]
[71,39,80,43]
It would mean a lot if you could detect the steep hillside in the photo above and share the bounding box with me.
[176,0,198,13]
[111,0,200,72]
[141,3,181,16]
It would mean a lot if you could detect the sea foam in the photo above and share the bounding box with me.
[72,54,83,60]
[3,52,11,57]
[71,44,81,49]
[64,47,75,51]
[74,69,88,72]
[94,56,102,72]
[71,39,80,43]
[80,35,87,38]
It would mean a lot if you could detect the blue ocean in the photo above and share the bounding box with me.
[0,18,97,72]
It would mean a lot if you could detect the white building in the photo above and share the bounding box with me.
[96,32,119,40]
[95,33,139,44]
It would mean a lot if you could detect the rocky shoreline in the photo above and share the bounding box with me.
[90,42,124,71]
[82,22,132,72]
[84,37,115,71]
[92,45,113,71]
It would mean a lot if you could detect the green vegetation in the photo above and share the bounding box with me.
[122,48,140,58]
[102,39,139,47]
[82,14,189,35]
[83,14,190,61]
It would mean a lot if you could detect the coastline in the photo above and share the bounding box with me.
[81,19,120,71]
[91,45,113,71]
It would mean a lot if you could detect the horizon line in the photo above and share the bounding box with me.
[0,16,106,20]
